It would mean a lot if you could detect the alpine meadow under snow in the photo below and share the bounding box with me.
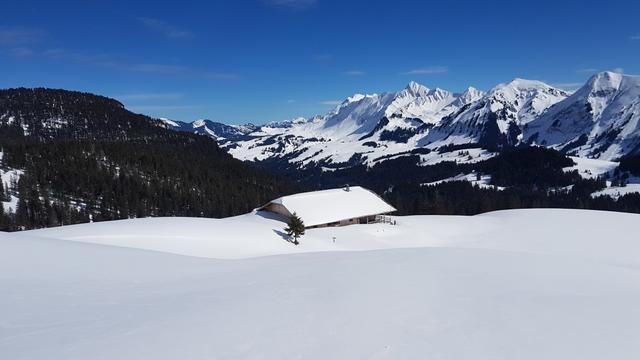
[2,208,640,359]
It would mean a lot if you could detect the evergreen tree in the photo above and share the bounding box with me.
[47,204,60,227]
[14,197,28,230]
[284,212,305,245]
[0,180,6,202]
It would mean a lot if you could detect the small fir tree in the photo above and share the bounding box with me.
[285,212,305,245]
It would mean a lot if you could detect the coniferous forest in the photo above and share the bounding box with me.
[257,146,640,216]
[0,88,299,230]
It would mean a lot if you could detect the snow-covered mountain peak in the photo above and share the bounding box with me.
[429,87,452,100]
[570,72,640,118]
[346,94,366,103]
[574,72,640,104]
[419,79,571,148]
[586,71,624,93]
[457,86,485,103]
[343,93,378,105]
[404,81,430,96]
[483,79,568,123]
[198,74,640,167]
[491,78,562,96]
[157,117,180,127]
[265,117,309,129]
[192,119,208,128]
[524,71,640,159]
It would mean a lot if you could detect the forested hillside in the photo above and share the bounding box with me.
[259,146,640,216]
[0,88,299,230]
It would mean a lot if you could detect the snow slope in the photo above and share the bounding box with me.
[222,78,569,168]
[156,117,257,144]
[225,81,485,167]
[183,72,640,172]
[563,156,618,179]
[421,172,504,190]
[159,72,640,172]
[3,209,639,359]
[526,71,640,159]
[592,177,640,199]
[561,157,640,197]
[420,78,568,148]
[23,208,640,266]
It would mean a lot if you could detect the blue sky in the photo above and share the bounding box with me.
[1,0,639,124]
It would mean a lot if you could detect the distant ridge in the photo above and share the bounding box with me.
[161,72,639,170]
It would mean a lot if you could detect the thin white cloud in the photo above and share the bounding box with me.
[115,93,183,101]
[344,70,365,76]
[0,27,43,45]
[402,66,448,75]
[319,100,342,106]
[286,99,296,103]
[43,48,116,67]
[630,35,640,40]
[577,68,624,75]
[43,49,238,81]
[137,17,193,39]
[7,47,34,58]
[267,0,317,10]
[552,82,583,91]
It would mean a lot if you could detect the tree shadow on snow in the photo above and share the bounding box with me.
[273,229,293,244]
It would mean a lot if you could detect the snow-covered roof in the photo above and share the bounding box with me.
[263,186,396,227]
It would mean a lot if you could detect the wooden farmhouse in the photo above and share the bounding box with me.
[258,185,396,229]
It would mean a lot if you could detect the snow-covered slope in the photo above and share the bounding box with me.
[420,79,568,148]
[226,81,484,167]
[159,72,640,169]
[3,209,640,359]
[222,79,568,167]
[526,71,640,159]
[157,118,257,144]
[22,208,639,264]
[563,156,619,179]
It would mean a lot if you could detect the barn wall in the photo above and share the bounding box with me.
[307,215,380,229]
[262,203,392,229]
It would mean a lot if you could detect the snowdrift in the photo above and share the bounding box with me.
[1,209,639,359]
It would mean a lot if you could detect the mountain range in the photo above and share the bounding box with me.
[159,71,640,169]
[1,73,640,230]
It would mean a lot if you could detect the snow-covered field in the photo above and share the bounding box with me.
[421,172,504,190]
[592,178,640,199]
[564,156,618,179]
[2,209,639,359]
[559,157,640,198]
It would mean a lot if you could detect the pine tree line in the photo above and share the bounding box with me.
[0,88,300,231]
[262,146,640,216]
